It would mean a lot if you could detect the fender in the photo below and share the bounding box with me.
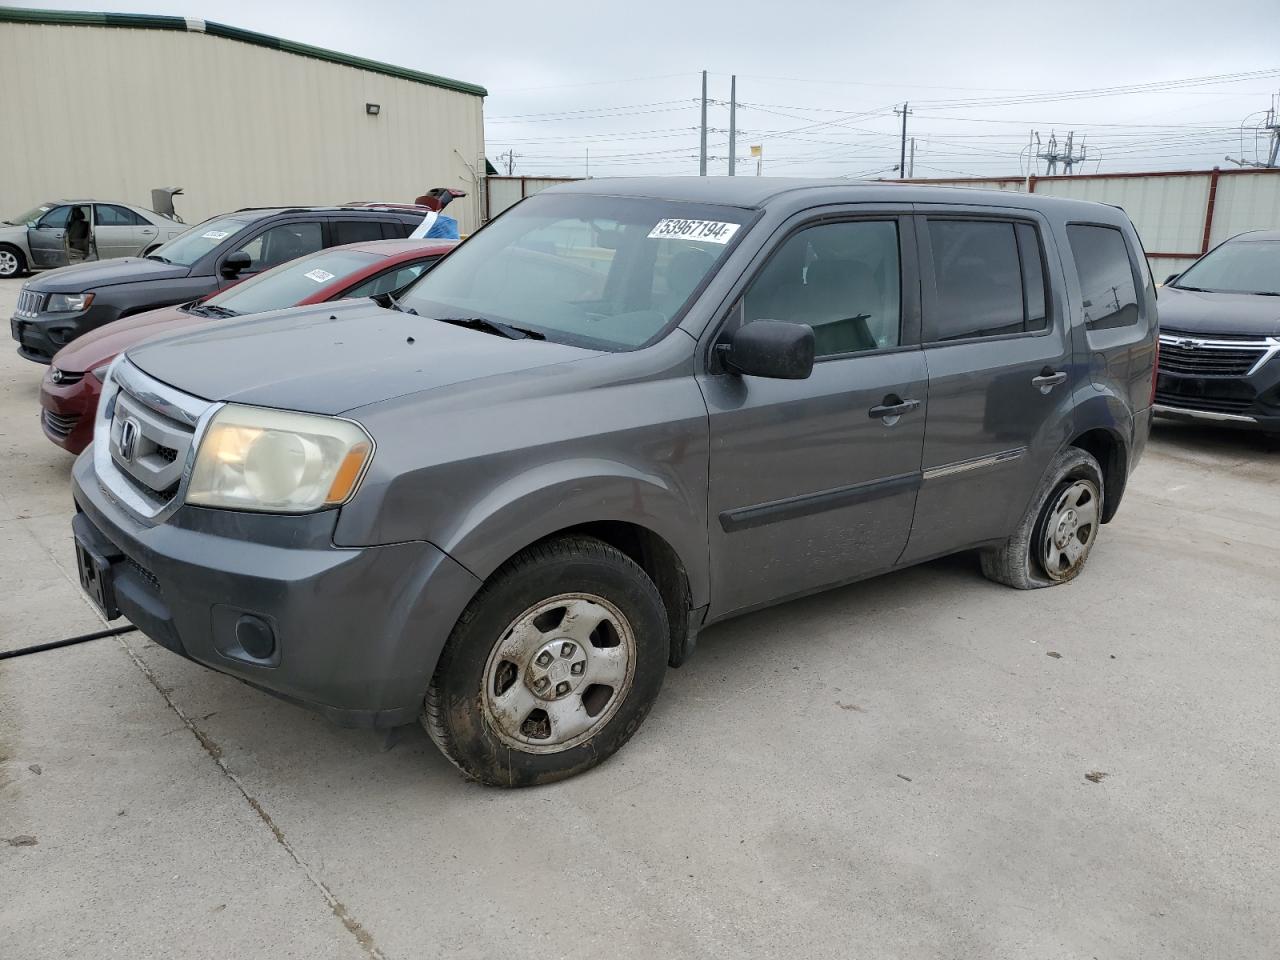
[439,458,710,608]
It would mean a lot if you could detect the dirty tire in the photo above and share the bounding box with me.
[980,446,1105,590]
[422,536,668,787]
[0,244,25,278]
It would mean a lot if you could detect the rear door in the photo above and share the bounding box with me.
[93,204,146,258]
[27,205,71,268]
[900,208,1073,564]
[699,210,928,616]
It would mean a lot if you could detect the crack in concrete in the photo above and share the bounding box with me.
[117,636,385,960]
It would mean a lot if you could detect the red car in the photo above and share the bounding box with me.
[40,238,456,453]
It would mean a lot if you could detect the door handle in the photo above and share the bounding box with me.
[140,228,156,234]
[1031,368,1068,393]
[868,396,921,421]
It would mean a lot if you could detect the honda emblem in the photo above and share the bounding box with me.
[118,417,141,462]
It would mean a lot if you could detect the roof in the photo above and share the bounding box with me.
[337,238,459,257]
[1235,230,1280,242]
[0,6,487,97]
[545,176,1115,215]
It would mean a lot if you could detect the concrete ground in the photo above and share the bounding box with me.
[1,273,1278,959]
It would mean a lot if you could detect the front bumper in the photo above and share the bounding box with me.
[11,308,96,363]
[1154,364,1280,431]
[71,451,482,728]
[39,369,100,453]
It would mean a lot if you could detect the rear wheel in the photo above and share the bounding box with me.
[981,447,1105,589]
[0,245,25,278]
[422,536,668,786]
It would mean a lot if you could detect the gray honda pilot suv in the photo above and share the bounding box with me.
[70,179,1157,786]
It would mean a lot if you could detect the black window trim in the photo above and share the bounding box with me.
[707,210,921,372]
[339,256,438,298]
[1064,219,1146,330]
[916,212,1056,348]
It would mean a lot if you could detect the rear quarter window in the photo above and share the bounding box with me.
[1066,224,1140,330]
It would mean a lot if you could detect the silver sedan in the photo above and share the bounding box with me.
[0,199,186,278]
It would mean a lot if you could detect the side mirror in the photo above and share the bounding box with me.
[220,250,253,278]
[717,319,815,380]
[1163,273,1180,286]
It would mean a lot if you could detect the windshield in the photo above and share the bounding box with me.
[1174,238,1280,295]
[205,249,381,315]
[398,194,753,350]
[149,216,250,267]
[6,203,54,227]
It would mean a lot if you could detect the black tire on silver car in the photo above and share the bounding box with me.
[422,536,669,787]
[980,447,1105,590]
[0,244,25,279]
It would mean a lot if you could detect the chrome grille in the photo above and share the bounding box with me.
[1158,332,1277,378]
[15,288,46,318]
[93,360,214,525]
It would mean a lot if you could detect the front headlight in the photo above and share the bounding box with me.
[187,405,374,513]
[47,292,95,312]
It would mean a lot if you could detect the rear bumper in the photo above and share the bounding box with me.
[71,451,483,728]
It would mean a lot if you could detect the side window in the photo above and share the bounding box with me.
[743,219,901,358]
[925,219,1029,341]
[1016,223,1048,332]
[345,261,433,298]
[381,220,411,239]
[95,204,140,227]
[334,220,384,245]
[1066,224,1139,330]
[38,206,72,229]
[235,221,324,271]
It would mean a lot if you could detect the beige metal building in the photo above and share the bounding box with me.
[0,7,488,231]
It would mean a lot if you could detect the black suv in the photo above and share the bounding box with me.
[11,206,426,362]
[1154,230,1280,433]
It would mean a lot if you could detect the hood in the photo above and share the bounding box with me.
[27,257,190,292]
[1158,284,1280,338]
[51,303,207,374]
[125,300,603,414]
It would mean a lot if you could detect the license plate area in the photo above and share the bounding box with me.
[75,536,121,620]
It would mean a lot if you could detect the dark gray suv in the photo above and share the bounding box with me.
[69,179,1157,786]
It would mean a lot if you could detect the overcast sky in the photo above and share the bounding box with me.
[21,0,1280,178]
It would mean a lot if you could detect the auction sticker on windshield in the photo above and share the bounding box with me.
[647,219,741,244]
[201,230,230,240]
[304,268,336,283]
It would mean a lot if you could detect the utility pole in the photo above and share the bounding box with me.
[908,137,915,178]
[499,149,517,176]
[894,103,911,179]
[699,70,708,176]
[728,75,737,177]
[1226,91,1280,168]
[585,147,589,179]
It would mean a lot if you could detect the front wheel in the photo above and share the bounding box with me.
[422,537,669,786]
[0,245,26,278]
[981,447,1105,589]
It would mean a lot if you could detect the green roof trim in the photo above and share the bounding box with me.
[0,6,487,97]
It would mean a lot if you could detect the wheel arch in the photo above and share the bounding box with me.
[0,241,28,276]
[1069,425,1127,523]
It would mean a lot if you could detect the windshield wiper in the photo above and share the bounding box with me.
[191,303,239,318]
[1173,284,1206,292]
[1246,290,1280,296]
[434,316,545,341]
[145,253,173,264]
[384,292,418,315]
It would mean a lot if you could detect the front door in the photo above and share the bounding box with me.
[699,214,927,617]
[900,210,1074,564]
[27,204,72,268]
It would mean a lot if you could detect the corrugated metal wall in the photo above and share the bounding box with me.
[484,177,583,221]
[0,23,487,231]
[901,169,1280,281]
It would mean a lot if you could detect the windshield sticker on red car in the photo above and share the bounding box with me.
[647,219,740,244]
[304,268,336,283]
[201,230,230,240]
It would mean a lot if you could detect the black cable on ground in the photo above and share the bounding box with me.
[0,625,138,661]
